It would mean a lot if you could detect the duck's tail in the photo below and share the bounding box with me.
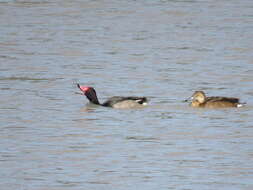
[237,102,246,107]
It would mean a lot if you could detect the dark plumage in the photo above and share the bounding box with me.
[77,84,148,109]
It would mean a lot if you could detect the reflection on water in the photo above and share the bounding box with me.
[1,0,253,189]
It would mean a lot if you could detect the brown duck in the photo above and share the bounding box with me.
[188,91,244,108]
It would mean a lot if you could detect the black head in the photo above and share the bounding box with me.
[77,84,100,105]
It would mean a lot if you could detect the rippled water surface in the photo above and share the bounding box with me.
[1,0,253,189]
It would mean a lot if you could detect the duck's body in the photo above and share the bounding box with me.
[102,96,147,108]
[190,91,243,108]
[77,84,147,109]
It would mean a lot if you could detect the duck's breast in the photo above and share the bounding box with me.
[190,101,202,107]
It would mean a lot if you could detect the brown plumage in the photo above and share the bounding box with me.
[189,91,244,108]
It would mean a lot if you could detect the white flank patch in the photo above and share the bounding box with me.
[142,102,148,106]
[237,104,243,108]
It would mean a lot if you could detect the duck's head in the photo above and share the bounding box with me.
[77,84,99,104]
[191,91,206,103]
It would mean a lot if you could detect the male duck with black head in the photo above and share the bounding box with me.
[188,91,245,108]
[77,84,148,109]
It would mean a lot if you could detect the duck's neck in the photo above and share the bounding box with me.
[88,96,100,105]
[191,100,202,107]
[86,89,100,105]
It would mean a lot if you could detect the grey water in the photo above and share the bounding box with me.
[1,0,253,189]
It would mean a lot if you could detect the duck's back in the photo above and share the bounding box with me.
[204,96,240,108]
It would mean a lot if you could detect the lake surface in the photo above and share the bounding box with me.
[1,0,253,189]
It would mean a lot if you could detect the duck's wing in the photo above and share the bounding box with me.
[102,96,147,107]
[123,96,148,104]
[206,96,240,103]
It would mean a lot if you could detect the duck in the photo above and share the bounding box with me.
[77,84,148,109]
[188,91,244,108]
